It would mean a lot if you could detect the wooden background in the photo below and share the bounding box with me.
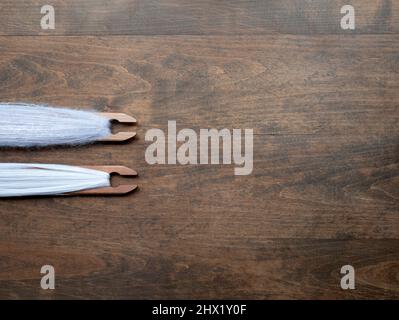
[0,0,398,299]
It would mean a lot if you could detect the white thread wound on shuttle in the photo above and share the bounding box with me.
[0,164,110,197]
[0,103,111,147]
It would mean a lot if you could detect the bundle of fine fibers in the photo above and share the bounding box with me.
[0,103,111,147]
[0,164,110,197]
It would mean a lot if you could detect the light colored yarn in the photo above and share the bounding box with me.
[0,164,110,197]
[0,103,111,147]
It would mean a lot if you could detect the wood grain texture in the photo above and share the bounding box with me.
[1,0,399,35]
[0,33,398,299]
[1,240,399,299]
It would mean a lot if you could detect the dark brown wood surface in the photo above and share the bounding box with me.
[1,0,399,35]
[0,1,399,299]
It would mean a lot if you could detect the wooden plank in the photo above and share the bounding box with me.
[0,35,398,298]
[1,240,399,299]
[1,0,399,35]
[0,35,398,136]
[0,136,398,239]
